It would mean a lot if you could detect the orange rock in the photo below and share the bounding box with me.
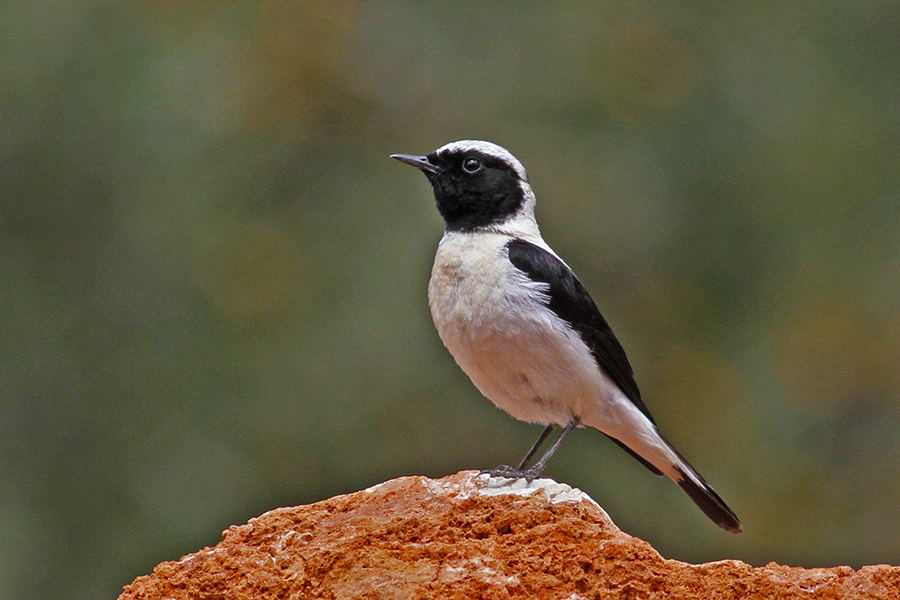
[119,471,900,599]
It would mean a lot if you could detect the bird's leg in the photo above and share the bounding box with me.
[482,418,579,482]
[482,424,555,479]
[517,424,555,470]
[521,417,579,481]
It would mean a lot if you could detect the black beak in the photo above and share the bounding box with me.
[390,153,441,174]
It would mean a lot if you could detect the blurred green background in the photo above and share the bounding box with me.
[3,1,900,598]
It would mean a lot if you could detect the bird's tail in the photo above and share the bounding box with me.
[604,428,741,533]
[665,440,742,534]
[590,399,741,533]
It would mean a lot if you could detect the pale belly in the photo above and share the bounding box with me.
[427,231,610,426]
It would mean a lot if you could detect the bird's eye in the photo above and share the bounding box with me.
[462,157,482,173]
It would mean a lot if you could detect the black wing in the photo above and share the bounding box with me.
[506,239,656,426]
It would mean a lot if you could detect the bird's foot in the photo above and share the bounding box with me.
[480,464,544,483]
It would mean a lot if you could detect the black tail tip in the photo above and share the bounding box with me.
[676,471,742,534]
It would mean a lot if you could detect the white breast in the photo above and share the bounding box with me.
[427,230,610,426]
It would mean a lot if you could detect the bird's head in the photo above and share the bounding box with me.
[392,140,534,232]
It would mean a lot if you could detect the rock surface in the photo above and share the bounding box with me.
[119,471,900,599]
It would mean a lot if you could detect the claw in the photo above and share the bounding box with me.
[481,464,545,482]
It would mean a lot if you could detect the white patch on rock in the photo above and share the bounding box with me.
[438,556,522,587]
[475,473,600,507]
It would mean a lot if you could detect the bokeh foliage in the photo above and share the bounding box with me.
[3,2,900,598]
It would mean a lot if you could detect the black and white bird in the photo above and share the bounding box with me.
[392,140,741,533]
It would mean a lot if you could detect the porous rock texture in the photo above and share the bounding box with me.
[120,471,900,599]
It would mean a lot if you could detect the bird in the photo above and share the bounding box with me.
[391,140,741,533]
